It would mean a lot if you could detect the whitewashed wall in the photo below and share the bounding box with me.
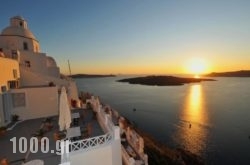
[10,86,58,120]
[0,36,40,53]
[69,136,122,165]
[19,51,60,81]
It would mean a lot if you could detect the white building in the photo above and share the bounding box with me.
[0,16,79,126]
[0,16,147,165]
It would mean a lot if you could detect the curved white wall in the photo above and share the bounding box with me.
[0,36,40,52]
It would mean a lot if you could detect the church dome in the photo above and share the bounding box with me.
[1,27,36,40]
[0,16,37,40]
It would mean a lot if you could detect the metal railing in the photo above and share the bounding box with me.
[69,132,113,152]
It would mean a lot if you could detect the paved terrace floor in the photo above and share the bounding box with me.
[0,108,104,165]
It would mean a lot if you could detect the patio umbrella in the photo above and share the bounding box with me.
[58,86,71,131]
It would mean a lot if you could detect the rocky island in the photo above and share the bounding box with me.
[205,70,250,77]
[117,76,215,86]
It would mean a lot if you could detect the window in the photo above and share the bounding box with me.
[25,61,31,67]
[13,69,17,79]
[12,93,26,108]
[1,86,7,93]
[23,42,28,50]
[8,80,18,89]
[11,50,18,59]
[19,22,23,27]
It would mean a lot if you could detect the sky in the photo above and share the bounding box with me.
[1,0,250,75]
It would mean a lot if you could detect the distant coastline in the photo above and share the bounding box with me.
[69,74,116,78]
[117,76,215,86]
[205,70,250,77]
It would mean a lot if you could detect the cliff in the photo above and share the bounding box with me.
[134,127,204,165]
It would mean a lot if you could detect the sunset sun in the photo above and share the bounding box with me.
[187,58,208,78]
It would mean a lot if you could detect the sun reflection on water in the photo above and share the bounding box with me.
[173,84,209,156]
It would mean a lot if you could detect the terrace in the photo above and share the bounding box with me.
[60,97,122,165]
[1,95,147,165]
[0,107,104,165]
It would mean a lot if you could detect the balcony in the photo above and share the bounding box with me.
[60,97,121,165]
[69,132,113,152]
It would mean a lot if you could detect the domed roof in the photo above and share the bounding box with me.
[1,27,36,40]
[12,16,25,20]
[0,16,37,40]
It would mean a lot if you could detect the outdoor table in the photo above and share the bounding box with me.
[23,159,44,165]
[66,126,81,140]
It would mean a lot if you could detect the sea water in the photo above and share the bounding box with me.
[75,76,250,165]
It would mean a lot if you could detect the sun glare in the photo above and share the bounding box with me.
[187,58,208,77]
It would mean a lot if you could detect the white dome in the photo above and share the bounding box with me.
[0,16,37,40]
[1,26,36,40]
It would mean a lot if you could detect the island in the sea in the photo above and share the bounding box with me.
[117,76,215,86]
[205,70,250,77]
[69,74,116,78]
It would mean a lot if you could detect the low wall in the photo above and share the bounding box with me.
[10,86,58,120]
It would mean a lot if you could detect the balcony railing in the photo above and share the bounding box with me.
[69,132,113,152]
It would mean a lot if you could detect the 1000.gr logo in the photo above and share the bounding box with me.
[10,137,69,155]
